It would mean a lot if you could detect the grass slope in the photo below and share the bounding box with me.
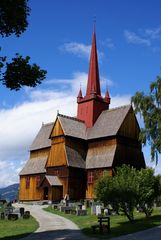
[44,206,161,239]
[0,217,39,239]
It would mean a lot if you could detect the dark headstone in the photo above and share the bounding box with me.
[8,213,18,221]
[20,207,25,216]
[1,212,5,219]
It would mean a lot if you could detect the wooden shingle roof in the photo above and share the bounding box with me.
[86,144,116,169]
[58,115,86,139]
[45,175,62,186]
[29,105,131,153]
[30,123,53,151]
[87,105,131,139]
[58,105,131,140]
[65,145,85,169]
[19,156,47,175]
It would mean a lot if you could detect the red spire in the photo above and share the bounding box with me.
[77,27,110,128]
[77,88,83,100]
[105,88,110,104]
[86,30,101,96]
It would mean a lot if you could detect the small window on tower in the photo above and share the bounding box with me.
[26,176,30,189]
[36,175,41,188]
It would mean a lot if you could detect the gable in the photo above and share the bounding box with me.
[50,118,64,138]
[46,137,67,167]
[118,108,140,139]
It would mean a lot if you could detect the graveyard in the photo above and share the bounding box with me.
[44,201,161,238]
[1,199,161,239]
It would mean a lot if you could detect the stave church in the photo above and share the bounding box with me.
[19,29,145,202]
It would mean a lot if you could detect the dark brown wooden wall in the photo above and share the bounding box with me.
[86,168,112,199]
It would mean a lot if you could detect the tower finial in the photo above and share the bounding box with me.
[93,15,96,33]
[105,81,110,105]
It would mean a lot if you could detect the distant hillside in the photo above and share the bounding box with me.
[0,183,19,202]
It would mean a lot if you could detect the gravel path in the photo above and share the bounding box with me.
[14,203,95,240]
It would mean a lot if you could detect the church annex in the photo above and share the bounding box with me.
[19,30,145,201]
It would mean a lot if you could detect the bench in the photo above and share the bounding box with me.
[92,216,110,233]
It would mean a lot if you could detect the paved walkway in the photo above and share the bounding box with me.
[111,225,161,240]
[14,204,161,240]
[14,204,95,240]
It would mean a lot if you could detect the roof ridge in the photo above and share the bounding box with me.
[104,104,131,113]
[42,121,54,126]
[58,113,85,123]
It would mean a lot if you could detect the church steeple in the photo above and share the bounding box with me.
[77,28,110,128]
[86,31,101,96]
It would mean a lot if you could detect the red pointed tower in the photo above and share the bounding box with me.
[77,29,110,128]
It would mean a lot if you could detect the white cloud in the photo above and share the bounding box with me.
[46,72,113,96]
[0,72,137,188]
[60,42,104,60]
[99,38,115,49]
[61,42,91,58]
[110,94,131,108]
[124,26,161,50]
[124,30,151,46]
[145,27,161,39]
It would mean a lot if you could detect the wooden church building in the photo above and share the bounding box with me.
[19,30,145,201]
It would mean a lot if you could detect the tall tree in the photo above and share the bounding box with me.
[131,77,161,163]
[95,165,138,222]
[137,168,160,217]
[0,0,46,90]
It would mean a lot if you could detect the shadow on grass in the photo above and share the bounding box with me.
[0,229,87,240]
[3,215,161,240]
[82,214,161,239]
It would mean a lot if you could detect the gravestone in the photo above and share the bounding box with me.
[96,205,102,216]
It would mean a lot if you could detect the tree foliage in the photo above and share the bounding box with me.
[137,168,160,217]
[0,0,47,90]
[131,77,161,163]
[0,0,30,37]
[2,54,46,90]
[95,165,161,222]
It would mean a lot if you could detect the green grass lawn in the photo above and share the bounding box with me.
[0,216,39,240]
[44,206,161,239]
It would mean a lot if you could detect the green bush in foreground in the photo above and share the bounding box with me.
[95,165,161,222]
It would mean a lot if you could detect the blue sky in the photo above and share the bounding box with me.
[0,0,161,187]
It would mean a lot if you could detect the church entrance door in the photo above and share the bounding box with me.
[44,187,48,200]
[52,186,63,201]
